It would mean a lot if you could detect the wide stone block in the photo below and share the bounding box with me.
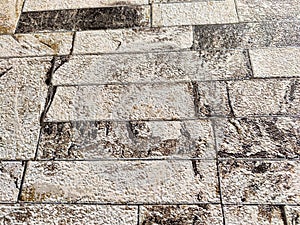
[220,160,300,204]
[0,162,24,202]
[215,117,300,159]
[0,204,138,224]
[140,204,223,224]
[152,0,238,27]
[38,120,215,159]
[250,47,300,78]
[21,160,219,203]
[73,26,193,54]
[46,83,196,121]
[0,57,51,159]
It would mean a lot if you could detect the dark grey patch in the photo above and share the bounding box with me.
[191,81,201,117]
[16,6,148,33]
[193,21,300,49]
[252,162,271,173]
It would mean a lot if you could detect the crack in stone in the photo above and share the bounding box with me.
[225,81,235,117]
[279,205,288,225]
[0,67,12,78]
[40,86,57,125]
[191,81,200,117]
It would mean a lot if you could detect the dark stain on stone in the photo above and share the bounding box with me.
[288,80,298,102]
[252,162,271,173]
[263,119,285,142]
[16,6,148,33]
[225,82,235,117]
[191,81,200,117]
[0,66,12,78]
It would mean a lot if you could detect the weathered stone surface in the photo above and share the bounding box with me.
[285,206,300,225]
[228,79,300,116]
[152,0,238,27]
[0,0,24,34]
[250,47,300,78]
[0,162,24,202]
[24,0,147,11]
[21,160,219,203]
[195,81,230,117]
[194,21,300,49]
[224,205,285,225]
[52,50,250,85]
[0,58,50,159]
[46,83,195,121]
[236,0,300,22]
[220,160,300,204]
[73,26,193,54]
[140,204,223,224]
[0,33,73,58]
[0,204,137,224]
[38,120,215,159]
[16,6,150,33]
[215,117,300,159]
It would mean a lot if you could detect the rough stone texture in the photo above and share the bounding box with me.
[285,206,300,225]
[24,0,147,11]
[0,33,73,58]
[16,6,150,33]
[215,117,300,159]
[21,160,219,203]
[236,0,300,22]
[140,204,223,224]
[250,47,300,78]
[0,162,24,202]
[0,0,24,34]
[46,83,195,121]
[152,0,238,27]
[151,0,211,3]
[0,204,137,224]
[0,57,50,159]
[51,50,251,85]
[224,205,285,225]
[194,21,300,49]
[195,81,230,117]
[220,160,300,204]
[38,120,215,159]
[228,79,300,116]
[73,26,193,54]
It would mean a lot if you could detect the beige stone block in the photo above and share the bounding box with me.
[0,0,24,34]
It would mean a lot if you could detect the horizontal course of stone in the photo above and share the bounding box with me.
[0,0,299,223]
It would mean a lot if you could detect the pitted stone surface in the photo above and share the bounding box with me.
[0,162,24,202]
[228,79,300,116]
[250,47,300,78]
[285,206,300,225]
[215,117,300,159]
[152,0,238,27]
[0,204,138,224]
[0,0,24,34]
[38,120,215,159]
[0,57,50,159]
[21,160,219,203]
[224,205,285,225]
[220,160,300,204]
[0,33,73,58]
[140,204,223,224]
[73,26,193,54]
[46,83,195,121]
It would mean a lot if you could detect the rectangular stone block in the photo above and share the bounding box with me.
[285,206,300,225]
[0,162,24,202]
[0,0,24,34]
[236,0,300,22]
[21,160,219,203]
[16,6,150,33]
[0,204,137,224]
[152,0,238,27]
[140,204,223,224]
[0,57,51,159]
[0,33,73,58]
[46,83,195,121]
[73,26,193,54]
[220,160,300,204]
[215,117,300,159]
[38,120,215,159]
[194,21,300,49]
[228,79,300,116]
[250,47,300,78]
[24,0,147,11]
[224,205,285,225]
[52,50,251,86]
